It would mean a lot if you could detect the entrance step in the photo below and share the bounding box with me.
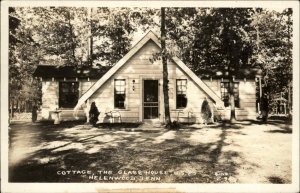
[138,120,163,129]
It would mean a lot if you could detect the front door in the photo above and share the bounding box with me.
[143,80,159,119]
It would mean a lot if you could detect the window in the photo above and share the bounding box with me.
[114,79,126,108]
[176,79,187,108]
[233,83,240,107]
[220,82,240,108]
[59,82,79,108]
[221,82,230,107]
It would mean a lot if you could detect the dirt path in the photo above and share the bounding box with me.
[215,121,292,183]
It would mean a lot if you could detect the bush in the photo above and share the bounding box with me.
[201,99,212,124]
[164,121,180,130]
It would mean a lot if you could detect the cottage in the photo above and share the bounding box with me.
[34,31,260,123]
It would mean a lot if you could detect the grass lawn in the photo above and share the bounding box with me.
[8,119,292,183]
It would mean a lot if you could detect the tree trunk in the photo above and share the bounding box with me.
[88,8,93,66]
[287,11,292,114]
[16,99,20,113]
[10,99,14,118]
[288,82,291,113]
[21,100,24,112]
[67,10,76,63]
[229,81,236,122]
[161,7,171,125]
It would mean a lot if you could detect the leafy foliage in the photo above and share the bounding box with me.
[9,7,42,116]
[9,7,156,115]
[91,8,158,66]
[165,8,292,118]
[250,8,293,104]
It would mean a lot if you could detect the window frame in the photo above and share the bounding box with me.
[58,81,79,109]
[233,82,240,108]
[220,81,240,108]
[176,79,188,109]
[114,79,126,109]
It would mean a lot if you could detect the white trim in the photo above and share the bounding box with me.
[175,78,188,110]
[139,76,143,122]
[138,74,163,122]
[74,30,224,110]
[113,77,128,110]
[142,79,160,121]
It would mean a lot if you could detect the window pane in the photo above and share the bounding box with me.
[177,85,182,91]
[221,82,239,108]
[234,83,239,108]
[116,80,125,86]
[59,82,79,108]
[115,79,125,86]
[177,94,187,108]
[235,100,240,108]
[221,82,229,107]
[115,94,125,108]
[116,86,125,93]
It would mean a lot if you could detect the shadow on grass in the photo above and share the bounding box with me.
[268,176,285,184]
[97,122,143,129]
[9,121,254,183]
[265,127,292,134]
[10,120,87,128]
[206,122,243,130]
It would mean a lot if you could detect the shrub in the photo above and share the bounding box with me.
[201,99,212,124]
[165,121,181,130]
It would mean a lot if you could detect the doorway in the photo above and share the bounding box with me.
[143,80,159,120]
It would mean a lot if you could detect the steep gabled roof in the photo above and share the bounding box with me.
[74,31,224,110]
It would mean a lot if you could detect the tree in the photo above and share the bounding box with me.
[9,7,157,119]
[29,7,88,65]
[216,8,254,122]
[10,7,292,123]
[285,8,293,113]
[250,8,293,115]
[167,8,254,122]
[91,7,157,66]
[92,8,135,66]
[9,7,43,117]
[9,7,21,117]
[161,7,172,126]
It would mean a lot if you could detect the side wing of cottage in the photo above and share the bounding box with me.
[33,65,110,121]
[203,78,258,120]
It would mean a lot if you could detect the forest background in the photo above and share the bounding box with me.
[8,7,292,119]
